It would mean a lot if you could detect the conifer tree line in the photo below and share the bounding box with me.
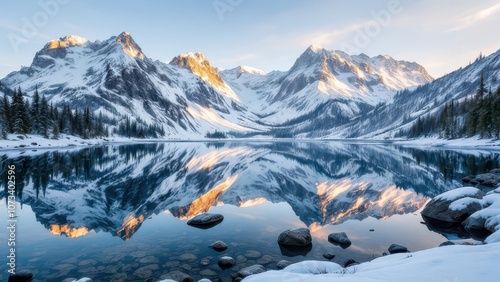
[115,116,165,138]
[403,73,500,139]
[0,88,108,139]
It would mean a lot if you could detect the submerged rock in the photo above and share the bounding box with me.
[161,270,193,282]
[210,240,228,252]
[244,250,262,259]
[388,244,409,254]
[323,253,335,260]
[217,256,235,270]
[8,270,34,282]
[276,260,293,269]
[277,228,312,246]
[199,258,211,266]
[237,264,267,278]
[187,213,224,228]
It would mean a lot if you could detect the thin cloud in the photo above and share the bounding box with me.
[300,20,375,48]
[448,3,500,32]
[0,19,24,34]
[214,53,259,67]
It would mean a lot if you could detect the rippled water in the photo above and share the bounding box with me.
[0,142,498,281]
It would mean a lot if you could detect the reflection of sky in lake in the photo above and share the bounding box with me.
[0,142,498,281]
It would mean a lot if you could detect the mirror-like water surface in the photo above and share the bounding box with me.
[1,142,499,281]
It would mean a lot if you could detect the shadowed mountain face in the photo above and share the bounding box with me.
[1,142,498,240]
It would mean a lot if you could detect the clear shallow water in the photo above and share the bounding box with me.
[0,142,499,282]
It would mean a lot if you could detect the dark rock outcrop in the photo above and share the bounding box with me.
[187,213,224,228]
[388,244,409,254]
[328,232,352,248]
[421,187,485,223]
[277,228,312,246]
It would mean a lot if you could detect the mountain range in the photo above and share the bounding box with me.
[1,32,499,138]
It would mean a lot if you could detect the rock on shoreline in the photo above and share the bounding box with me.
[421,186,500,243]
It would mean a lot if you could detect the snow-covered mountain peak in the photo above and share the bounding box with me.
[238,65,266,76]
[45,35,88,50]
[222,65,267,79]
[114,32,145,60]
[170,52,239,101]
[307,44,325,53]
[178,52,207,64]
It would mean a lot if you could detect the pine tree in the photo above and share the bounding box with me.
[51,123,60,139]
[22,97,31,133]
[39,96,50,138]
[493,86,500,139]
[30,88,41,133]
[12,88,31,134]
[3,93,12,133]
[0,95,6,139]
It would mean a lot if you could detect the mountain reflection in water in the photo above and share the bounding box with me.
[2,142,497,241]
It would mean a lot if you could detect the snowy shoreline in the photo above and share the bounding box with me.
[2,134,500,155]
[241,242,500,281]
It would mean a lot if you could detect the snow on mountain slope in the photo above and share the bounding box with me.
[1,32,265,137]
[220,45,433,135]
[267,45,432,112]
[170,52,239,101]
[1,33,435,138]
[343,49,500,138]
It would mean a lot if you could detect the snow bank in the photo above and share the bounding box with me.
[435,187,482,202]
[394,136,500,150]
[449,197,486,211]
[243,243,500,281]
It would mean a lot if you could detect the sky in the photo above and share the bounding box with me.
[1,0,500,79]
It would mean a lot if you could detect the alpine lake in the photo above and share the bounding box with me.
[1,141,498,282]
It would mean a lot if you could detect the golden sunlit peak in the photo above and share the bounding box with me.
[179,175,239,220]
[49,224,89,238]
[239,197,267,208]
[46,35,88,50]
[308,222,324,233]
[116,214,145,241]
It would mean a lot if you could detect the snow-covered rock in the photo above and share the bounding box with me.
[421,187,485,223]
[422,187,500,243]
